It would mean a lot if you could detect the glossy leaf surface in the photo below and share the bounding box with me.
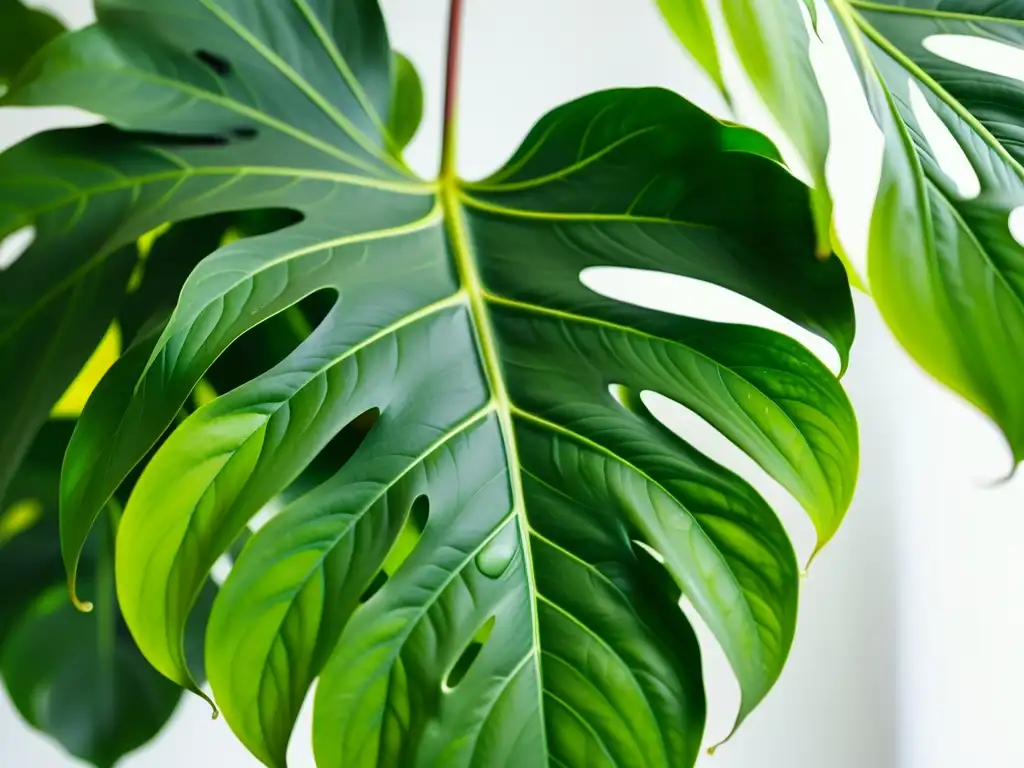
[667,0,1024,463]
[0,1,859,766]
[658,0,833,252]
[838,0,1024,462]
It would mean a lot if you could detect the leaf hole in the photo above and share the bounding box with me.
[359,569,389,603]
[210,553,234,586]
[195,49,232,77]
[632,539,665,565]
[924,34,1024,85]
[309,407,382,480]
[381,495,429,575]
[608,383,630,407]
[203,284,333,398]
[580,266,841,375]
[0,226,35,271]
[248,496,286,534]
[1009,207,1024,248]
[443,616,496,691]
[906,77,980,199]
[639,390,816,564]
[230,127,258,142]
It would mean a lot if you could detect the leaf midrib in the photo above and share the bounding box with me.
[849,8,1024,313]
[440,176,549,755]
[850,0,1024,26]
[512,405,768,692]
[852,7,1024,181]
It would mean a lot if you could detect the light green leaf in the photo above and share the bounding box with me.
[389,52,423,151]
[656,0,726,92]
[827,0,1024,460]
[2,1,858,766]
[658,0,834,254]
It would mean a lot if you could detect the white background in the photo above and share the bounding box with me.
[3,1,1023,766]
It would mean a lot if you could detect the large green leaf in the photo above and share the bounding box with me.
[830,0,1024,462]
[667,0,1024,462]
[1,1,858,765]
[658,0,834,254]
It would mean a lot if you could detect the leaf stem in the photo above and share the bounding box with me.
[440,0,466,179]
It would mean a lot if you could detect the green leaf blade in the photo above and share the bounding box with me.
[830,0,1024,460]
[0,3,861,766]
[388,52,423,152]
[657,0,834,253]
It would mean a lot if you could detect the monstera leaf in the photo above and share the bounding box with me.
[835,0,1024,463]
[0,0,858,765]
[664,0,1024,465]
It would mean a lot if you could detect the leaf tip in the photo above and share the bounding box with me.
[981,459,1019,489]
[72,597,94,613]
[197,688,220,719]
[69,577,93,613]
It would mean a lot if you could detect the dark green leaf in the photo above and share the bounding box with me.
[0,0,64,87]
[0,421,74,643]
[2,1,859,766]
[0,420,216,768]
[1,581,181,768]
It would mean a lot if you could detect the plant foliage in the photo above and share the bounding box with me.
[666,0,1024,464]
[0,0,860,765]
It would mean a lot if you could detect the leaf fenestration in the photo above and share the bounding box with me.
[0,1,859,766]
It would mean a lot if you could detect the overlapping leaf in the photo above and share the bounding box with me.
[0,420,214,768]
[0,1,859,766]
[835,0,1024,462]
[0,0,62,87]
[658,0,833,253]
[663,0,1024,463]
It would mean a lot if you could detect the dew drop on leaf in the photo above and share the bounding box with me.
[475,522,518,578]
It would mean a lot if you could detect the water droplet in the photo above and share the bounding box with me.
[476,523,518,578]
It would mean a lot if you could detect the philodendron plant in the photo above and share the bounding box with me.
[0,0,1015,766]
